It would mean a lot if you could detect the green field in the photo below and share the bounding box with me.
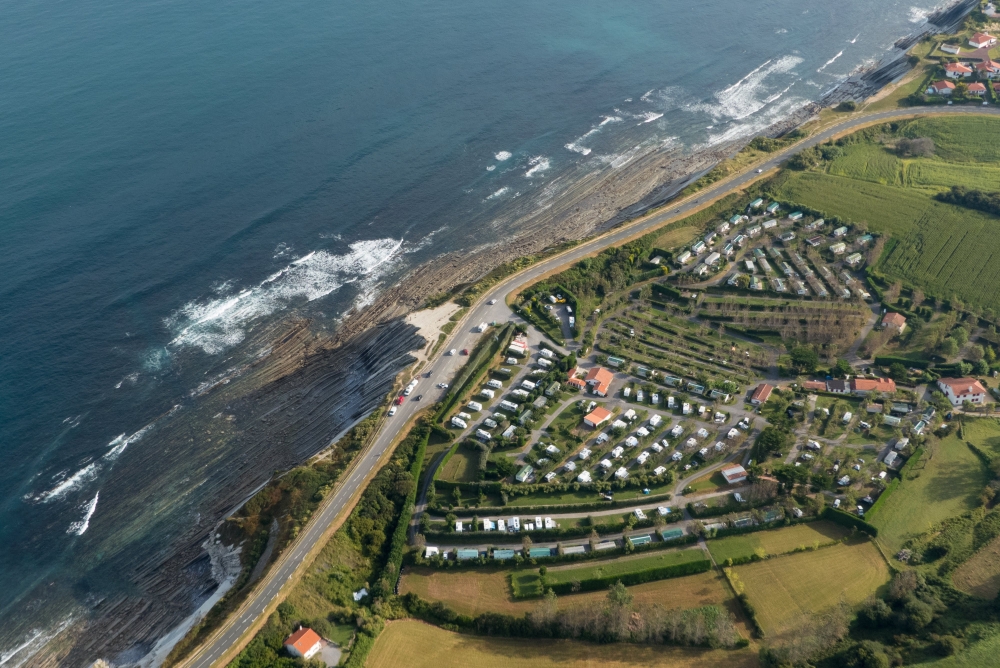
[732,540,890,639]
[706,521,850,564]
[511,549,706,597]
[867,434,989,555]
[962,417,1000,459]
[774,116,1000,311]
[438,448,478,483]
[368,620,758,668]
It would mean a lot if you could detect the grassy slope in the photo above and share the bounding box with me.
[733,540,889,639]
[368,620,758,668]
[913,625,1000,667]
[952,533,1000,599]
[868,434,988,555]
[706,521,850,564]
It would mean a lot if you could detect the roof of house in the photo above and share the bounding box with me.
[851,377,896,393]
[976,60,1000,70]
[945,62,973,73]
[750,383,774,403]
[827,379,849,392]
[585,367,614,394]
[931,79,956,90]
[937,377,988,396]
[882,312,906,328]
[584,407,612,424]
[721,465,748,483]
[969,82,988,92]
[567,377,587,389]
[803,380,827,391]
[284,628,322,654]
[972,32,996,43]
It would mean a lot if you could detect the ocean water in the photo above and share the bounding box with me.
[0,0,938,661]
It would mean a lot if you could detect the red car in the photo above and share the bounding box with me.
[395,396,405,405]
[460,348,469,355]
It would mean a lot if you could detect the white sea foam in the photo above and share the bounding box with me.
[565,116,622,156]
[690,55,802,122]
[850,33,860,44]
[486,186,510,200]
[817,50,844,73]
[166,238,404,355]
[776,28,788,34]
[114,372,140,389]
[28,424,154,503]
[703,93,803,146]
[640,89,655,101]
[524,156,550,178]
[909,6,930,23]
[0,617,75,668]
[636,111,664,124]
[494,151,512,161]
[67,492,99,535]
[486,165,496,171]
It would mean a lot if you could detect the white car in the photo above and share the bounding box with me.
[388,406,397,416]
[489,299,497,305]
[756,168,763,173]
[447,349,457,356]
[437,383,449,389]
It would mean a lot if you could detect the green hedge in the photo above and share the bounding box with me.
[874,355,931,370]
[822,506,878,536]
[539,558,712,597]
[435,323,515,421]
[376,422,431,598]
[343,629,379,668]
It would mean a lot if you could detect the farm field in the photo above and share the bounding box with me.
[868,434,989,555]
[706,521,850,564]
[367,620,758,668]
[512,548,707,597]
[952,533,1000,600]
[732,540,890,639]
[773,116,1000,311]
[399,567,743,621]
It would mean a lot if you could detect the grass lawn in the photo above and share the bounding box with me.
[706,521,851,564]
[512,549,707,597]
[962,417,1000,459]
[400,567,745,627]
[367,620,758,668]
[688,471,729,493]
[867,433,989,555]
[732,540,890,639]
[438,448,478,483]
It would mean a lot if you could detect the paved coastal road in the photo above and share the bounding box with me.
[181,105,1000,667]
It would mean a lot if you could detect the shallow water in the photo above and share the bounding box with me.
[0,0,937,660]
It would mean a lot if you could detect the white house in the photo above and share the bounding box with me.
[937,377,989,406]
[944,62,973,78]
[284,628,323,660]
[927,80,956,95]
[970,32,997,49]
[940,42,962,54]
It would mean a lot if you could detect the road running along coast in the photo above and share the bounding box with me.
[176,106,1000,668]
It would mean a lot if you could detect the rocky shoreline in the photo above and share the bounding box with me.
[24,2,980,664]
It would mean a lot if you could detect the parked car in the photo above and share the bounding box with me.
[489,299,497,305]
[461,349,469,355]
[395,396,404,405]
[447,349,457,356]
[388,406,397,416]
[414,395,423,401]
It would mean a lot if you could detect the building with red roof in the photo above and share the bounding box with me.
[584,367,614,397]
[583,406,612,428]
[851,377,896,395]
[802,380,828,392]
[975,60,1000,78]
[881,312,907,333]
[944,62,973,78]
[968,82,988,96]
[928,80,956,95]
[284,627,323,660]
[937,377,989,406]
[750,383,773,405]
[970,32,997,48]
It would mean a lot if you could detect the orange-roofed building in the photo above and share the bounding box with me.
[928,80,956,95]
[803,380,827,392]
[583,406,612,428]
[968,82,987,96]
[970,32,997,48]
[881,312,907,333]
[851,377,896,395]
[567,377,587,390]
[284,627,323,660]
[937,377,989,406]
[585,367,614,397]
[944,62,973,78]
[750,383,773,405]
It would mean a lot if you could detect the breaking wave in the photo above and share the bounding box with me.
[817,50,844,72]
[524,156,551,178]
[494,150,512,161]
[67,492,99,535]
[564,116,622,156]
[688,55,802,122]
[485,186,510,200]
[166,238,404,355]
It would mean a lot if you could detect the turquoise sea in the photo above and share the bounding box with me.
[0,0,940,662]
